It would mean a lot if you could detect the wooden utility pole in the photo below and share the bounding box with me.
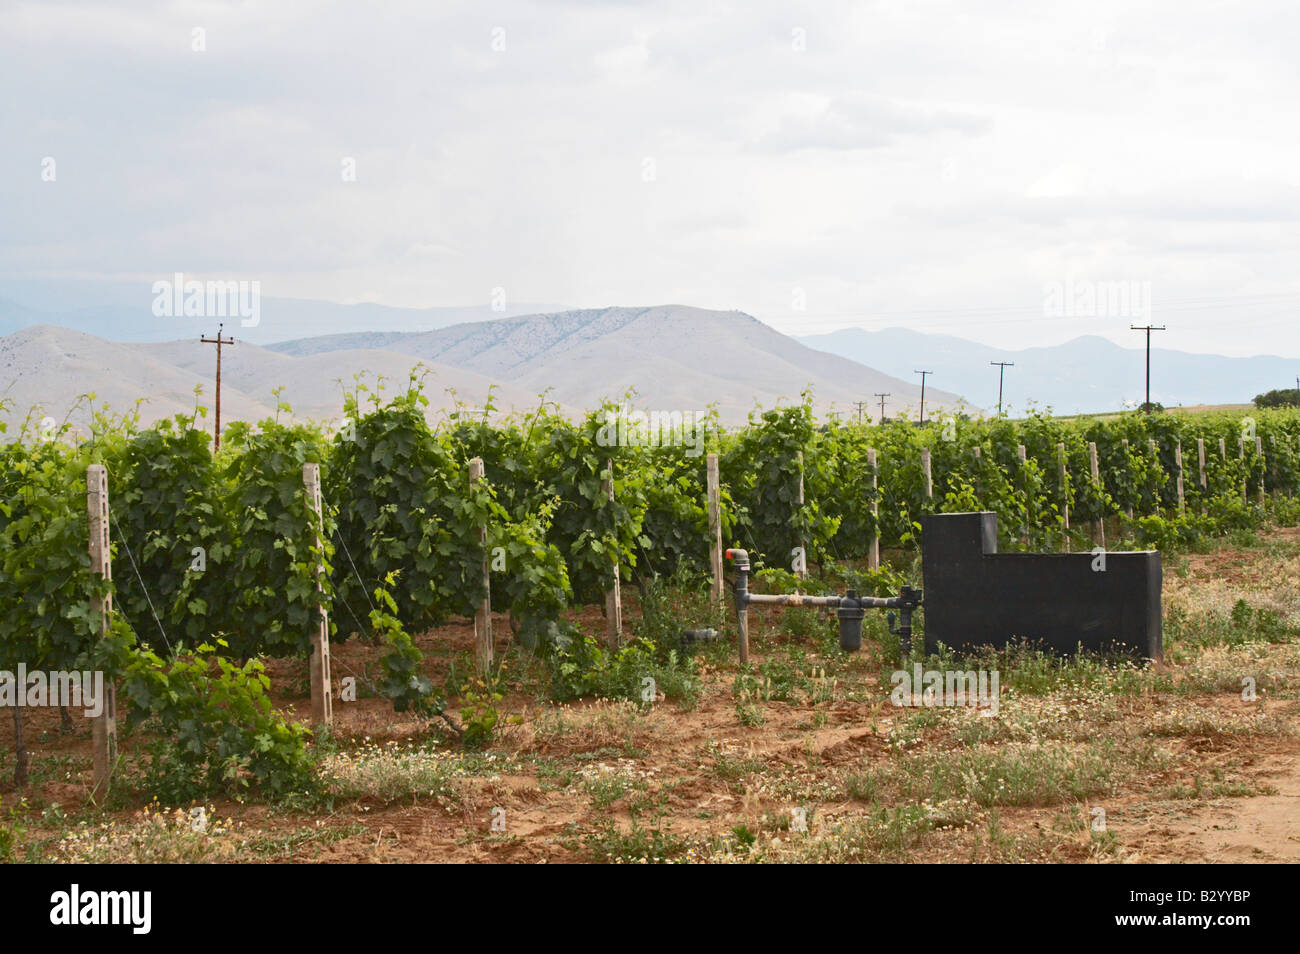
[86,464,117,799]
[1130,324,1165,411]
[303,464,333,727]
[469,458,493,674]
[853,401,868,425]
[990,361,1014,416]
[914,371,933,424]
[200,324,235,452]
[707,454,724,603]
[874,392,890,423]
[603,460,622,647]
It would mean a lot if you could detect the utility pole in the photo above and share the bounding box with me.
[1130,324,1165,412]
[200,323,235,452]
[874,392,890,423]
[914,370,932,424]
[853,400,869,425]
[990,361,1014,416]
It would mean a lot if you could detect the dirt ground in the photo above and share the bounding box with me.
[4,529,1299,864]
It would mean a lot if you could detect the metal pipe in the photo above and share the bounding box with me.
[724,548,921,658]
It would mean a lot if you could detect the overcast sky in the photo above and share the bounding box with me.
[5,0,1300,356]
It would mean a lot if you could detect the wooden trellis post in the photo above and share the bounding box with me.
[867,447,880,571]
[469,458,493,674]
[1057,442,1070,551]
[707,453,723,603]
[603,460,622,648]
[1017,444,1029,546]
[1238,438,1248,504]
[1121,439,1134,519]
[86,464,117,799]
[1089,441,1105,548]
[1197,438,1207,490]
[921,446,933,500]
[1147,438,1157,518]
[1257,436,1266,498]
[1174,441,1186,512]
[303,464,332,727]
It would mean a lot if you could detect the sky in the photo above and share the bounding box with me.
[4,0,1300,357]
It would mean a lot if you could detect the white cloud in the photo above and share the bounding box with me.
[2,0,1300,357]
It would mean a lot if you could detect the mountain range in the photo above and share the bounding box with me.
[797,327,1300,415]
[5,281,1295,434]
[0,305,958,433]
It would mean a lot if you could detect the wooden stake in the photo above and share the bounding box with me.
[469,458,493,674]
[1197,438,1207,490]
[1238,438,1247,504]
[1121,439,1134,519]
[1174,441,1185,512]
[921,446,933,500]
[86,464,117,800]
[303,464,332,727]
[867,447,880,571]
[1017,444,1028,546]
[1089,441,1104,547]
[1257,436,1266,498]
[1057,442,1070,551]
[706,453,723,603]
[603,460,622,648]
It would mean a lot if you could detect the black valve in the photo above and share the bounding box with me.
[889,586,923,658]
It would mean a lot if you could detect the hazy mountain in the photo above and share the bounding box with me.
[269,305,966,422]
[1,305,969,434]
[798,327,1300,415]
[0,279,564,345]
[0,325,556,435]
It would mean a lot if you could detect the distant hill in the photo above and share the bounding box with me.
[0,325,555,434]
[0,307,968,433]
[268,305,966,423]
[797,327,1300,415]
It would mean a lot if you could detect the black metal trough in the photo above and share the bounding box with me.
[722,511,1162,663]
[921,511,1162,661]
